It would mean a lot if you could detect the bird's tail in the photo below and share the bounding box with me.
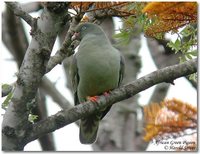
[79,114,100,144]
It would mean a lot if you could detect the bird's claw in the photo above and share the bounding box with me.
[86,91,110,103]
[87,96,99,103]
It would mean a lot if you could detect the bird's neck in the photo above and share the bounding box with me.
[82,33,111,45]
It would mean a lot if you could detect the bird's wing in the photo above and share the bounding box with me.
[71,54,80,106]
[71,55,99,144]
[119,53,125,86]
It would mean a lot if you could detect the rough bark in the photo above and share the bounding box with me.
[2,5,57,150]
[2,2,69,150]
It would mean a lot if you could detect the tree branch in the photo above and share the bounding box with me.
[21,2,42,13]
[24,58,197,144]
[147,38,179,103]
[2,5,29,66]
[46,15,83,73]
[2,4,59,150]
[148,38,197,89]
[2,3,69,150]
[5,2,34,26]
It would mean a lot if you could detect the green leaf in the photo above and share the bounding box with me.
[187,50,197,57]
[113,29,129,38]
[180,25,194,37]
[2,92,13,110]
[174,39,181,51]
[2,84,12,91]
[189,73,197,82]
[185,54,193,60]
[167,39,181,52]
[113,32,125,39]
[154,32,164,40]
[2,84,13,97]
[113,30,131,45]
[28,114,39,123]
[179,56,186,63]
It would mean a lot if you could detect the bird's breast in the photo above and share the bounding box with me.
[77,51,120,102]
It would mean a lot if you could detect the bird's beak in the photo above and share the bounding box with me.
[72,32,80,41]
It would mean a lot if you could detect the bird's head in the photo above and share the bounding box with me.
[72,23,103,41]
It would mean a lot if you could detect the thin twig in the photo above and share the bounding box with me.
[6,2,34,26]
[81,2,128,14]
[46,15,83,73]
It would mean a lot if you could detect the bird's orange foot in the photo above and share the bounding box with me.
[87,96,99,103]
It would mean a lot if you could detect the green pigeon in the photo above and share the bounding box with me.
[71,22,125,144]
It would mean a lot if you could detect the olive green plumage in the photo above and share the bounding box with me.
[71,23,124,144]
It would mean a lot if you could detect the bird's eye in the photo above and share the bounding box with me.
[81,26,87,31]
